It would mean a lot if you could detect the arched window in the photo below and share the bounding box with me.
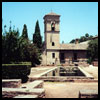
[51,22,55,31]
[52,53,55,58]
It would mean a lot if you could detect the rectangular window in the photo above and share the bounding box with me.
[52,53,55,58]
[74,53,77,61]
[52,42,55,46]
[61,53,64,60]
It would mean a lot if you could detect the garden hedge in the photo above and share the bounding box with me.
[2,64,31,83]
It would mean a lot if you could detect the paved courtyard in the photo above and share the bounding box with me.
[28,66,98,98]
[29,66,98,79]
[44,82,98,98]
[80,66,98,79]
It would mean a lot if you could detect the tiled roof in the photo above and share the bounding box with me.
[45,12,60,16]
[79,40,90,44]
[60,43,88,50]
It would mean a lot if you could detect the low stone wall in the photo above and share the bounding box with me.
[92,61,98,66]
[29,76,97,82]
[2,79,21,88]
[14,95,38,98]
[29,66,95,82]
[78,67,93,78]
[79,89,98,98]
[21,80,43,89]
[2,88,45,98]
[2,80,45,98]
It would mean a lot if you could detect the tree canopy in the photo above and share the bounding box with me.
[22,24,28,39]
[2,22,42,67]
[87,38,98,64]
[33,20,42,49]
[70,33,95,43]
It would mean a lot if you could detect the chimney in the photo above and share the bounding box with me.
[75,39,79,44]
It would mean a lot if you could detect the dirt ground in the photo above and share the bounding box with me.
[44,82,98,98]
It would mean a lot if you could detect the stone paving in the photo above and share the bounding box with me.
[29,67,53,77]
[43,66,98,98]
[2,66,98,98]
[44,82,98,98]
[80,66,98,79]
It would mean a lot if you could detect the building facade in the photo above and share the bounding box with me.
[42,12,89,66]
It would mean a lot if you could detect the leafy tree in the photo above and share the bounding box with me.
[88,35,93,40]
[69,33,94,43]
[2,24,20,63]
[2,35,6,63]
[87,38,98,64]
[70,39,75,43]
[33,20,42,49]
[27,43,42,67]
[18,24,30,61]
[79,36,87,42]
[2,22,42,67]
[62,41,64,44]
[18,37,30,61]
[85,33,89,38]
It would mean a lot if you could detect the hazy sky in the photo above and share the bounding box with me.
[2,2,98,43]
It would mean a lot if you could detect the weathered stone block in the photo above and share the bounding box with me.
[79,89,98,98]
[2,88,45,98]
[13,95,38,98]
[21,80,43,89]
[2,79,21,88]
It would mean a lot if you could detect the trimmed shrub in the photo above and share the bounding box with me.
[2,64,31,83]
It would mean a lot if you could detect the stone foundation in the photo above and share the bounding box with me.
[14,95,38,98]
[79,89,98,98]
[2,80,45,98]
[21,80,43,89]
[2,88,45,98]
[2,79,21,88]
[92,61,98,66]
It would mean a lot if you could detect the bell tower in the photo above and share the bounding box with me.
[43,12,60,50]
[43,12,60,65]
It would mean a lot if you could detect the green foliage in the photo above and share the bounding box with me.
[62,41,64,44]
[2,21,43,83]
[87,39,98,64]
[33,20,42,49]
[2,64,31,83]
[22,24,28,39]
[18,37,30,61]
[70,39,75,43]
[2,26,20,63]
[85,33,89,38]
[69,33,95,43]
[79,36,87,42]
[2,21,42,67]
[27,43,42,67]
[87,58,92,64]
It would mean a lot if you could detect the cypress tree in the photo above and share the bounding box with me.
[33,20,42,49]
[22,24,28,39]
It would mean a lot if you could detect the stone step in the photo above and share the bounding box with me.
[79,89,98,98]
[2,79,21,88]
[21,80,43,88]
[13,95,38,98]
[2,88,45,98]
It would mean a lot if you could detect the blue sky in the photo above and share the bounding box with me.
[2,2,98,43]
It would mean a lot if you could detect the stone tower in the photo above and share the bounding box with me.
[43,12,60,65]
